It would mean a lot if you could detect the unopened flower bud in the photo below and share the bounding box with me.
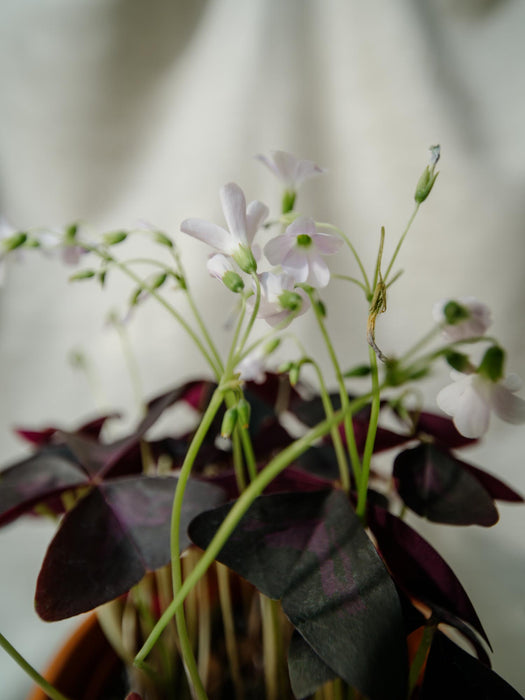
[222,270,245,293]
[478,345,505,382]
[233,245,257,274]
[103,231,128,246]
[236,399,251,429]
[442,301,469,325]
[415,145,440,203]
[150,273,168,290]
[289,363,300,386]
[445,351,473,373]
[221,407,238,438]
[154,231,174,248]
[264,338,281,355]
[69,269,96,281]
[2,232,27,252]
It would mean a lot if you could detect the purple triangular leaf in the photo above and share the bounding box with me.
[420,632,523,699]
[189,489,408,700]
[288,630,338,698]
[368,506,490,648]
[35,475,225,620]
[412,411,477,449]
[0,446,87,525]
[393,444,499,526]
[461,462,524,503]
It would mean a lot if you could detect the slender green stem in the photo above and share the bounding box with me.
[304,358,350,492]
[216,563,244,700]
[316,222,371,296]
[372,227,385,291]
[239,425,258,482]
[356,347,381,522]
[383,203,420,284]
[170,387,225,699]
[88,247,222,379]
[237,274,261,360]
[309,290,362,485]
[0,633,72,700]
[134,394,372,667]
[231,426,247,492]
[332,274,369,296]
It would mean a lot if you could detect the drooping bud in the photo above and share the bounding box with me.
[415,145,440,204]
[103,231,128,246]
[222,270,245,293]
[69,269,96,281]
[445,351,473,374]
[2,232,27,252]
[154,231,174,248]
[289,363,300,386]
[221,407,238,438]
[442,300,470,325]
[236,399,251,429]
[478,345,505,382]
[279,290,303,312]
[264,338,281,355]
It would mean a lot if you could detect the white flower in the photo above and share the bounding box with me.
[437,370,525,438]
[433,297,492,342]
[255,151,324,190]
[264,217,342,288]
[206,253,245,293]
[248,271,310,327]
[181,183,268,272]
[236,350,267,384]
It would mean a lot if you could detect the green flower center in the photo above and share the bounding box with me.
[296,234,312,248]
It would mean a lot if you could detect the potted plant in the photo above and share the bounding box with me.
[0,148,524,699]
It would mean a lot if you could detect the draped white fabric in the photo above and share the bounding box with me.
[1,1,524,697]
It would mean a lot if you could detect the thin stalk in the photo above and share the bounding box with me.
[216,563,244,700]
[239,425,257,482]
[170,387,225,699]
[305,358,350,491]
[332,274,369,296]
[236,274,261,360]
[0,633,72,700]
[88,248,222,379]
[231,427,247,492]
[309,290,362,485]
[260,594,280,700]
[195,558,212,689]
[316,222,371,296]
[135,393,372,667]
[356,347,381,522]
[383,203,420,284]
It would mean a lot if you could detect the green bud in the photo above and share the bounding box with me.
[278,361,295,374]
[2,232,27,252]
[98,269,108,287]
[150,273,168,290]
[442,301,469,325]
[281,189,296,214]
[130,287,144,306]
[343,364,372,378]
[445,351,472,373]
[233,245,257,274]
[154,231,174,248]
[264,338,281,355]
[414,145,440,203]
[69,269,96,281]
[65,223,79,242]
[174,273,187,290]
[103,231,128,246]
[236,399,251,429]
[316,299,327,318]
[221,407,238,438]
[478,345,505,382]
[222,270,245,293]
[279,290,303,311]
[289,363,300,386]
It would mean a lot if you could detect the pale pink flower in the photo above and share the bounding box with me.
[248,271,310,327]
[236,350,267,384]
[255,151,324,190]
[264,217,341,288]
[181,183,268,272]
[437,370,525,438]
[433,297,492,342]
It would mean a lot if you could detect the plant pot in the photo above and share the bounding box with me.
[27,614,127,700]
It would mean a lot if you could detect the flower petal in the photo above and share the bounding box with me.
[220,183,247,246]
[453,385,491,438]
[264,234,295,266]
[312,232,343,256]
[246,200,269,244]
[281,248,309,283]
[181,218,234,254]
[489,384,525,425]
[306,253,331,288]
[286,216,317,238]
[206,253,234,280]
[436,375,470,417]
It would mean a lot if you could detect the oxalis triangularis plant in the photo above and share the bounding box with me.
[0,148,524,700]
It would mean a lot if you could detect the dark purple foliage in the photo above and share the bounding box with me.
[189,489,408,700]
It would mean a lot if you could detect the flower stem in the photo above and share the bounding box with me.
[356,346,381,522]
[316,222,371,297]
[0,632,72,700]
[134,394,372,667]
[383,203,420,284]
[309,290,362,486]
[169,386,225,699]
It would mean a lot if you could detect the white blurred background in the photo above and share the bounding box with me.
[0,1,524,697]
